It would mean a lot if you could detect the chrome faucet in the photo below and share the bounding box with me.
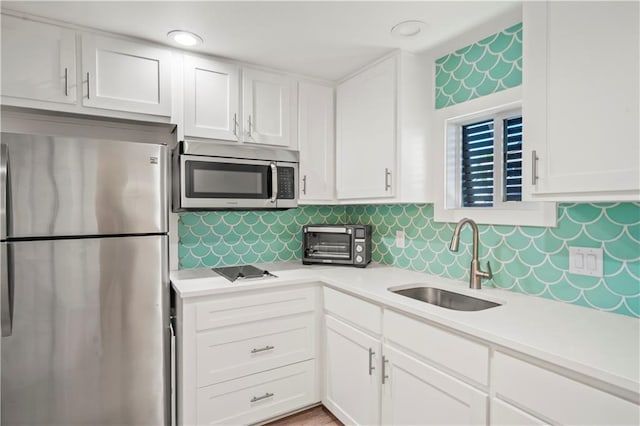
[449,218,492,289]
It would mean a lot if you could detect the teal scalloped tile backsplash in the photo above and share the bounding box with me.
[178,203,640,318]
[178,205,348,268]
[435,22,522,109]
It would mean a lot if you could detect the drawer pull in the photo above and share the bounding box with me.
[250,392,274,403]
[382,355,389,384]
[251,345,275,354]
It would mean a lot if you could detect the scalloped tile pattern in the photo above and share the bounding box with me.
[178,206,348,269]
[178,202,639,317]
[347,203,640,318]
[435,22,522,109]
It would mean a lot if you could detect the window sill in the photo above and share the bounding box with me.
[434,201,557,227]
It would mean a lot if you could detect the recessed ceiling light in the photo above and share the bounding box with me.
[390,20,427,39]
[167,30,203,47]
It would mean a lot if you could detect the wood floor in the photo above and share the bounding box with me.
[265,405,343,426]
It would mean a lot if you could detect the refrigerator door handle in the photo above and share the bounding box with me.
[1,143,9,240]
[1,243,13,337]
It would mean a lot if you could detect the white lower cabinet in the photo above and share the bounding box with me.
[176,285,320,426]
[324,315,382,425]
[493,351,639,426]
[381,345,488,425]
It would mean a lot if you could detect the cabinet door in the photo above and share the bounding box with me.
[324,316,381,426]
[381,346,487,426]
[1,15,76,104]
[298,82,335,202]
[242,68,291,146]
[523,2,639,200]
[184,55,240,141]
[81,34,171,116]
[336,57,396,199]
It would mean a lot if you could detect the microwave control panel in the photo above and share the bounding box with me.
[277,167,295,199]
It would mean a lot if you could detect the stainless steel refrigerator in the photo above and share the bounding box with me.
[0,132,170,425]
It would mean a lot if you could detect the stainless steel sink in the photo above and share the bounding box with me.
[390,286,501,311]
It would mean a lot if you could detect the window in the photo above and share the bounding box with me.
[435,92,556,227]
[459,112,523,208]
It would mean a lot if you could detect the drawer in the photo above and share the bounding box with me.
[493,352,639,425]
[196,287,315,331]
[197,313,315,387]
[383,309,489,386]
[323,287,381,335]
[197,360,318,425]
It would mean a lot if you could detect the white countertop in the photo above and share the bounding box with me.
[171,262,640,398]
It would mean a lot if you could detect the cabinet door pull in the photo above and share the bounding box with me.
[64,68,68,97]
[302,175,307,195]
[384,168,392,191]
[250,345,275,354]
[368,348,375,375]
[250,392,274,403]
[531,150,539,185]
[247,115,253,138]
[382,355,389,384]
[232,113,238,137]
[86,72,90,99]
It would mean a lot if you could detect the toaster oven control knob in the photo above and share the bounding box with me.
[356,255,363,263]
[356,245,363,253]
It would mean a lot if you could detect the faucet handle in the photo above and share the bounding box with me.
[485,261,492,279]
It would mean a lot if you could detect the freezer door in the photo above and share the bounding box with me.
[1,133,166,238]
[1,235,169,426]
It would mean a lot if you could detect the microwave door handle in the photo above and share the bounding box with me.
[270,162,278,203]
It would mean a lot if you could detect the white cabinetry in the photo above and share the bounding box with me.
[381,345,487,425]
[183,55,240,141]
[81,34,172,116]
[493,351,639,426]
[175,286,320,426]
[336,52,430,203]
[1,15,76,104]
[323,287,382,425]
[381,310,489,425]
[523,2,640,201]
[243,68,293,147]
[298,82,335,202]
[1,14,172,120]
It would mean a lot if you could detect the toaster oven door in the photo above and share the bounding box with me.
[304,227,353,263]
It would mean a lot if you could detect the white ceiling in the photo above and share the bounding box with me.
[2,1,521,81]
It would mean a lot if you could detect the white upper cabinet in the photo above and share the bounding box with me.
[242,68,292,147]
[298,82,335,202]
[1,15,76,104]
[523,2,640,201]
[336,52,431,203]
[337,56,396,200]
[183,55,240,141]
[81,34,172,116]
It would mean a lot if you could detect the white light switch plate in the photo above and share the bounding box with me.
[395,230,405,248]
[569,247,603,277]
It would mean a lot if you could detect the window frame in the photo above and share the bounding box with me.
[434,91,556,227]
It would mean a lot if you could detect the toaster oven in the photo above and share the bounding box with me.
[302,224,372,267]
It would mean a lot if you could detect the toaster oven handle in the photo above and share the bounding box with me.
[270,162,278,203]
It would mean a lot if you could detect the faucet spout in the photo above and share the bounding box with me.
[449,218,492,289]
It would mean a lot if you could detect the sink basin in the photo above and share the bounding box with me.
[390,286,501,311]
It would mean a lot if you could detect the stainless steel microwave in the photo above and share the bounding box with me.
[302,224,372,267]
[172,141,299,211]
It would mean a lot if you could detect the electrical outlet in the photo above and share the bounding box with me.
[395,230,405,248]
[569,247,603,277]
